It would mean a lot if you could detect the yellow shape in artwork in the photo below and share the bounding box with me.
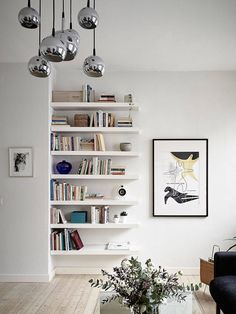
[171,153,199,181]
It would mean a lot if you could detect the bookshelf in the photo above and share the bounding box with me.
[51,151,139,157]
[51,102,139,111]
[50,223,140,229]
[51,245,140,256]
[50,97,140,257]
[51,174,139,180]
[51,126,140,134]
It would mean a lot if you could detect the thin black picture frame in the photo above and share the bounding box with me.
[152,139,208,217]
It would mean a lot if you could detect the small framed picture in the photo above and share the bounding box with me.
[153,139,208,217]
[9,147,33,177]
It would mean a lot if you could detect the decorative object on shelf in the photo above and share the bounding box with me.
[113,214,119,224]
[56,160,72,174]
[117,116,133,127]
[9,147,33,177]
[120,211,128,223]
[120,142,132,151]
[124,94,133,103]
[153,139,208,217]
[89,257,201,314]
[78,0,99,29]
[28,0,51,78]
[74,114,89,127]
[40,0,66,62]
[98,94,116,102]
[18,0,40,29]
[71,211,88,223]
[55,0,79,61]
[117,185,127,198]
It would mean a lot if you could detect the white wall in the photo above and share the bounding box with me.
[53,69,236,272]
[0,63,50,281]
[1,65,236,279]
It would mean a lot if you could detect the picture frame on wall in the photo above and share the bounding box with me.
[153,139,208,217]
[9,147,33,177]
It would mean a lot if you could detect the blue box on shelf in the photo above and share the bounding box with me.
[71,211,87,223]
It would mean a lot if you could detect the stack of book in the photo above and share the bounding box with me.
[117,117,133,127]
[51,115,68,126]
[50,180,87,201]
[82,84,94,102]
[110,166,126,175]
[94,133,106,151]
[98,94,116,102]
[51,229,84,251]
[50,207,67,224]
[90,111,115,127]
[51,134,81,151]
[77,158,112,175]
[91,206,110,224]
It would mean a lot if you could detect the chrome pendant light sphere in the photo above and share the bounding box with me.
[28,55,51,77]
[40,36,66,62]
[83,55,105,77]
[66,29,80,48]
[18,6,40,29]
[55,30,78,61]
[78,6,99,29]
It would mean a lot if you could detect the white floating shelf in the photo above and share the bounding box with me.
[51,151,139,157]
[50,200,138,206]
[51,126,140,134]
[51,102,139,111]
[51,174,139,180]
[50,223,140,229]
[51,245,140,256]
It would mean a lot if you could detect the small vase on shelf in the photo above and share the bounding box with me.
[56,160,72,174]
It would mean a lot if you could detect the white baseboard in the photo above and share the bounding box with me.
[0,273,53,282]
[55,267,107,275]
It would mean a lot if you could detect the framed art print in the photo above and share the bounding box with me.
[9,147,33,177]
[153,139,208,217]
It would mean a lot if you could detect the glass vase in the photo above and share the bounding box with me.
[130,305,159,314]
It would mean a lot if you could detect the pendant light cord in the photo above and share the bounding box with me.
[93,0,96,56]
[28,0,31,7]
[62,0,65,31]
[38,0,41,56]
[70,0,72,29]
[52,0,55,36]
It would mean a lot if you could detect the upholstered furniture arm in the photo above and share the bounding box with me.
[214,252,236,277]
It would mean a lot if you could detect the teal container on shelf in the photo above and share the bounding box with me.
[71,211,87,223]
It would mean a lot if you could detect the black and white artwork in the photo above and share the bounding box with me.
[9,148,33,177]
[153,139,208,217]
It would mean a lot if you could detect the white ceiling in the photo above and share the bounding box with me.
[1,0,236,71]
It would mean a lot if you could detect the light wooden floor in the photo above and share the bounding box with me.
[0,275,216,314]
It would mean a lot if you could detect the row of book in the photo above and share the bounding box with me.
[77,158,126,175]
[91,206,109,224]
[51,133,105,151]
[51,229,84,251]
[52,115,68,125]
[51,207,67,224]
[50,180,87,201]
[98,94,116,102]
[82,84,94,102]
[117,117,133,127]
[89,111,115,127]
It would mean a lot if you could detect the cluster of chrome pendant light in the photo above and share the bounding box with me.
[18,0,105,78]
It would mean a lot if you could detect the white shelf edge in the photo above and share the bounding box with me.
[51,102,139,111]
[51,151,139,157]
[50,200,138,206]
[51,245,140,256]
[50,223,140,229]
[51,174,139,180]
[51,126,140,134]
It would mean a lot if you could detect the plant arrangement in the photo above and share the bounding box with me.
[89,257,201,314]
[120,211,128,216]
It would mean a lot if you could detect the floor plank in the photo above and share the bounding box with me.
[0,275,215,314]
